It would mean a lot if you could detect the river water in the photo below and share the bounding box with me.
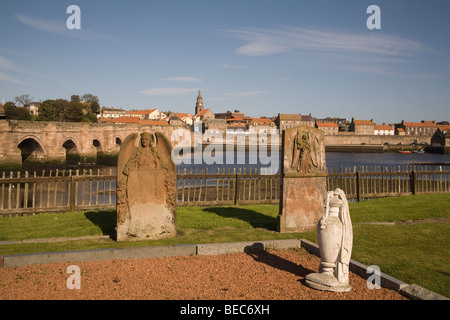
[174,150,450,174]
[4,151,450,177]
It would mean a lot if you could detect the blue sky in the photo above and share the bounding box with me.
[0,0,449,124]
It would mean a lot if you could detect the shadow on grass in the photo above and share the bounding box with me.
[84,209,117,236]
[202,207,278,231]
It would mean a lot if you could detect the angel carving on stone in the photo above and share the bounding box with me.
[291,130,322,173]
[116,131,176,241]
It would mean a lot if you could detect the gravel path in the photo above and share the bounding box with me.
[0,248,406,300]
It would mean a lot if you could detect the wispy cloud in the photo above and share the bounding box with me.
[0,56,21,72]
[15,14,111,41]
[224,26,433,77]
[0,53,61,85]
[0,55,33,85]
[0,71,31,85]
[340,65,437,79]
[226,26,427,57]
[165,76,202,82]
[138,88,199,96]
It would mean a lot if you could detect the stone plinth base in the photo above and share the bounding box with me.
[277,175,327,233]
[305,272,352,292]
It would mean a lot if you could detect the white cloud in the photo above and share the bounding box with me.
[139,88,199,96]
[0,71,31,85]
[0,56,20,72]
[165,76,202,82]
[226,27,427,57]
[15,14,111,41]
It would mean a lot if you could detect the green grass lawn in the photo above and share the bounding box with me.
[1,193,449,297]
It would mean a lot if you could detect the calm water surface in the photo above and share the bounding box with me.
[174,151,450,173]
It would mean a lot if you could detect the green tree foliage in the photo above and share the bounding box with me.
[66,100,84,122]
[81,93,100,114]
[3,101,31,120]
[37,99,83,122]
[37,99,63,121]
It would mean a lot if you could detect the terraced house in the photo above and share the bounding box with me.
[349,118,375,135]
[395,120,438,136]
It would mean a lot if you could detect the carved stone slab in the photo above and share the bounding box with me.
[278,125,327,232]
[116,132,177,241]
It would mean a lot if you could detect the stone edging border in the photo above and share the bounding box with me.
[0,238,448,300]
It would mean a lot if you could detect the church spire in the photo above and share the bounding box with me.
[195,89,204,115]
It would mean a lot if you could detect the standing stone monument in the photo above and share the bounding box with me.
[305,188,353,292]
[277,125,327,232]
[116,132,177,241]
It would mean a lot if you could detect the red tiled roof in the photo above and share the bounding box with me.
[126,109,158,115]
[197,109,212,116]
[353,120,375,125]
[437,125,450,131]
[403,122,435,127]
[374,124,393,131]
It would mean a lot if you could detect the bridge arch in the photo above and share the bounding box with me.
[62,138,81,165]
[17,135,47,165]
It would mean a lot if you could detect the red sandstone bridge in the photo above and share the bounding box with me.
[0,120,191,169]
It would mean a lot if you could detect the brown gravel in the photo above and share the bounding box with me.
[0,248,407,300]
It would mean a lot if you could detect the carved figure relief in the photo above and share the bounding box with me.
[116,131,176,241]
[283,126,325,175]
[291,131,321,173]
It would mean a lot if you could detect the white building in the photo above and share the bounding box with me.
[374,123,394,135]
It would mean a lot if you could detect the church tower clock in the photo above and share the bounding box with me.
[195,90,204,115]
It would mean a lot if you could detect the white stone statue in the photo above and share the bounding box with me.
[305,188,353,292]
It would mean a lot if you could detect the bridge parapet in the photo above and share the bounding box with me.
[0,120,190,169]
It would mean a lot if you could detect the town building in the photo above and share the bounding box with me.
[395,127,405,136]
[168,115,184,126]
[349,118,375,135]
[315,122,339,135]
[431,127,450,153]
[124,108,162,120]
[97,106,126,119]
[193,90,215,122]
[248,117,276,133]
[194,109,215,122]
[174,113,193,126]
[374,123,394,135]
[98,116,169,126]
[395,120,438,136]
[24,102,40,116]
[215,110,245,120]
[276,113,315,131]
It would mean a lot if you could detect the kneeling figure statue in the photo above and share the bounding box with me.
[305,188,353,292]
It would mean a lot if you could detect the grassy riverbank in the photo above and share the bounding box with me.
[1,193,449,297]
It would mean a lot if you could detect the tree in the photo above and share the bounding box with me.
[37,99,58,121]
[3,101,31,120]
[14,94,33,107]
[81,93,100,114]
[65,101,84,122]
[37,99,69,121]
[71,95,81,103]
